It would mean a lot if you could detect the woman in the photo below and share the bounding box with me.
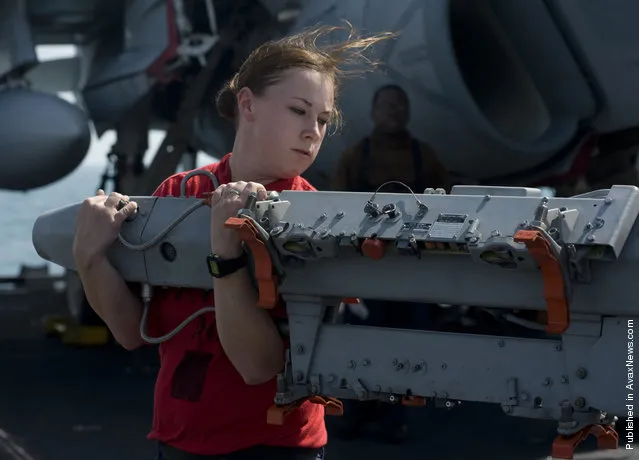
[72,23,394,460]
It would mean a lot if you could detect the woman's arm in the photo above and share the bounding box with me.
[213,265,285,385]
[76,255,144,350]
[208,181,286,385]
[72,190,144,351]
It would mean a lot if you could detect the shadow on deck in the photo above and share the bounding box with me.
[0,340,634,460]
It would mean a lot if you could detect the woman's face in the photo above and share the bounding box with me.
[237,68,334,179]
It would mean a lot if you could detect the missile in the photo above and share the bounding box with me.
[32,185,639,316]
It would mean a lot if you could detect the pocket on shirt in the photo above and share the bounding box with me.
[170,350,214,402]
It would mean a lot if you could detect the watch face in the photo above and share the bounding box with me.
[208,256,221,277]
[207,252,247,278]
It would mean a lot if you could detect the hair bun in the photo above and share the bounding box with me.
[215,84,237,122]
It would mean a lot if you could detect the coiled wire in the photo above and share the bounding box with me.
[121,170,222,344]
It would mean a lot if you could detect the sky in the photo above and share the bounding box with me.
[36,45,213,170]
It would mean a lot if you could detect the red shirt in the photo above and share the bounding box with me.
[145,153,326,455]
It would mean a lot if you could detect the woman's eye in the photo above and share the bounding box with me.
[290,106,328,126]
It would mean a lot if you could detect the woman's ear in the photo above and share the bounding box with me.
[237,87,257,123]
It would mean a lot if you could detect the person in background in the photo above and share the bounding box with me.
[331,84,450,193]
[71,23,395,460]
[331,84,451,444]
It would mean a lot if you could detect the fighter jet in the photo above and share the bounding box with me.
[1,0,638,193]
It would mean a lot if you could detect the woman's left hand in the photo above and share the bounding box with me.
[209,181,268,259]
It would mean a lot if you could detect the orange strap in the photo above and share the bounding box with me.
[224,216,278,309]
[266,396,343,425]
[513,229,570,334]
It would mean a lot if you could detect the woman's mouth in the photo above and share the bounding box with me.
[292,148,311,157]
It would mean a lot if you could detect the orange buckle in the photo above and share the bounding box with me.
[224,216,278,309]
[362,238,386,260]
[341,297,360,304]
[552,424,619,459]
[266,396,344,425]
[513,229,570,334]
[402,395,427,407]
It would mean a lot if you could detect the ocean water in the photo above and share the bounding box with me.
[0,164,105,276]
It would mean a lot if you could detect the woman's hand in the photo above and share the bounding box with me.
[72,190,138,270]
[209,181,268,259]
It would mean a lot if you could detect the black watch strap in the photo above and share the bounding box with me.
[207,252,248,278]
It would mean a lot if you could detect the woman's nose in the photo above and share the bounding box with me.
[303,122,321,141]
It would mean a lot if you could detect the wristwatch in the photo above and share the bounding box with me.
[206,251,249,278]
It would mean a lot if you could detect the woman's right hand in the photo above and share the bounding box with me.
[72,189,138,270]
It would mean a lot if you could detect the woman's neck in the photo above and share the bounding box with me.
[228,137,276,184]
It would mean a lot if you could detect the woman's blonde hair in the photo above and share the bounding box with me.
[215,21,396,131]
